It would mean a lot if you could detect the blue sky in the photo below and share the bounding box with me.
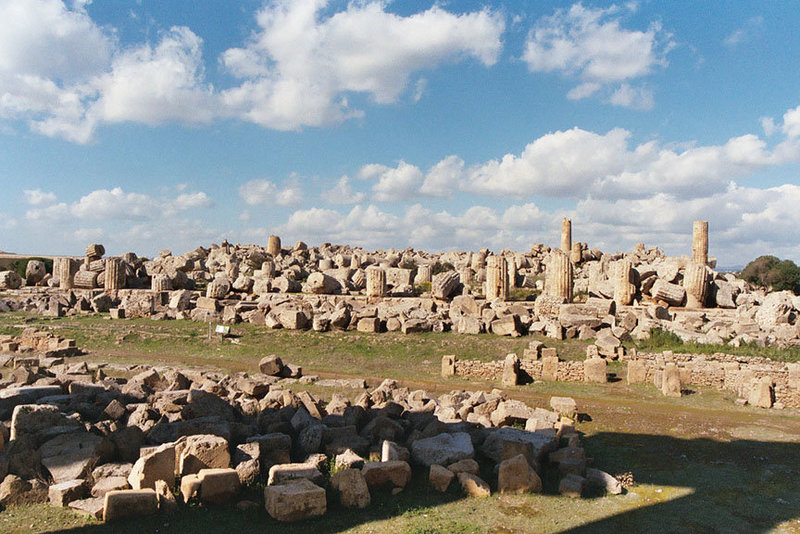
[1,0,799,267]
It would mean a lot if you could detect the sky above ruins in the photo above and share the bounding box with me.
[1,0,799,267]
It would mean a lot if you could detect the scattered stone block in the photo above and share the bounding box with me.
[103,489,158,522]
[661,363,682,397]
[361,461,411,491]
[410,432,474,467]
[583,358,607,383]
[559,474,586,498]
[128,443,175,490]
[264,478,326,522]
[457,472,490,498]
[428,464,454,492]
[49,479,86,507]
[330,468,371,509]
[498,454,542,494]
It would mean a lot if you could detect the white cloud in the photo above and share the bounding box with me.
[723,16,763,48]
[782,105,800,138]
[523,3,672,106]
[23,189,57,206]
[219,0,505,130]
[761,116,776,136]
[420,155,465,197]
[93,26,216,126]
[608,83,654,110]
[323,176,366,205]
[369,161,424,202]
[174,191,214,211]
[239,179,303,207]
[2,1,504,141]
[24,187,213,224]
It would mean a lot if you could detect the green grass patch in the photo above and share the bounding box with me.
[636,327,800,362]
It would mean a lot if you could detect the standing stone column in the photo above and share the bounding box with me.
[570,242,582,264]
[614,259,635,307]
[507,257,517,289]
[485,255,509,301]
[561,218,572,253]
[691,221,708,265]
[366,267,386,298]
[104,258,125,291]
[55,257,77,290]
[415,264,432,285]
[683,262,709,308]
[471,249,488,272]
[546,249,573,301]
[267,235,282,257]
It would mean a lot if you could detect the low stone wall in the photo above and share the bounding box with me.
[454,351,800,409]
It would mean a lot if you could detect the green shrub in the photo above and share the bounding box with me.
[431,261,455,275]
[8,257,53,278]
[740,255,800,294]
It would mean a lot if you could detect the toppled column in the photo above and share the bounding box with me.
[691,221,708,265]
[485,255,508,301]
[85,243,105,259]
[54,257,78,290]
[614,259,635,307]
[104,258,125,291]
[570,242,582,264]
[546,249,573,301]
[683,262,709,308]
[366,266,386,298]
[561,218,572,253]
[432,271,460,299]
[267,235,282,257]
[651,279,686,306]
[73,270,99,289]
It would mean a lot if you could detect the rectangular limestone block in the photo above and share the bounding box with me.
[264,478,326,522]
[541,356,559,381]
[103,489,158,522]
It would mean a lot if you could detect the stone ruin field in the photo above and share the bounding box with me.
[0,221,798,533]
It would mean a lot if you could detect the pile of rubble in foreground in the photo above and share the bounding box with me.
[0,343,621,522]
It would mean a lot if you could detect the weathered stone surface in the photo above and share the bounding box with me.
[361,461,411,491]
[428,464,454,492]
[10,404,77,442]
[177,434,230,476]
[432,271,460,300]
[501,353,520,386]
[128,443,175,490]
[583,358,607,383]
[627,360,647,384]
[661,363,682,397]
[330,468,371,509]
[91,476,129,498]
[541,355,559,381]
[549,396,577,416]
[441,355,456,377]
[103,489,158,522]
[68,497,104,519]
[264,478,326,522]
[651,280,686,306]
[490,400,535,427]
[748,376,774,408]
[498,454,542,494]
[586,468,622,495]
[559,474,586,498]
[457,472,490,497]
[492,315,520,336]
[49,479,86,507]
[410,432,474,467]
[40,431,112,484]
[197,468,240,504]
[268,463,324,487]
[259,355,284,376]
[0,474,31,506]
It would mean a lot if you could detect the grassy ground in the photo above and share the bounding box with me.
[0,312,799,533]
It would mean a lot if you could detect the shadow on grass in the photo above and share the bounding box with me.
[44,430,800,534]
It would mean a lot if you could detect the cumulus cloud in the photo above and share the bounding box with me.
[377,107,800,203]
[2,0,502,141]
[368,161,424,202]
[219,0,505,130]
[523,3,673,107]
[323,176,366,205]
[239,179,303,207]
[24,186,213,224]
[23,189,57,206]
